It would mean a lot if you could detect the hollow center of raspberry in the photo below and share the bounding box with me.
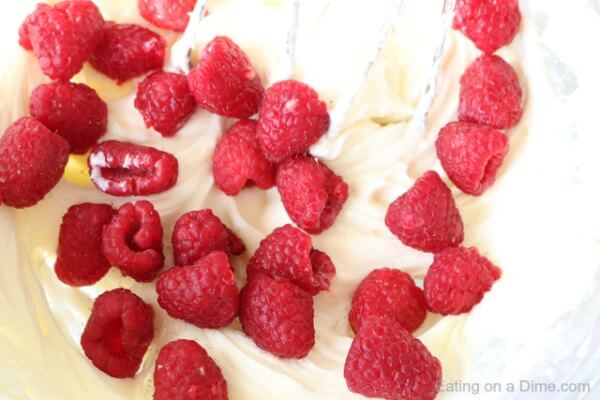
[320,188,344,229]
[309,250,334,291]
[480,154,504,190]
[103,319,125,355]
[125,221,145,251]
[102,166,150,180]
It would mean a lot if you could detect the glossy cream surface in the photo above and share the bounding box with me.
[0,1,597,399]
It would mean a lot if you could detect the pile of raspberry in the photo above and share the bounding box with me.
[0,1,524,399]
[349,1,522,398]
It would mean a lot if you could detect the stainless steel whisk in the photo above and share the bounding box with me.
[169,0,455,136]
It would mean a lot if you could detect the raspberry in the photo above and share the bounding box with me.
[239,273,314,359]
[172,209,245,266]
[134,71,196,137]
[436,122,509,196]
[424,246,501,315]
[55,203,115,286]
[257,80,330,163]
[349,268,426,334]
[102,200,164,282]
[385,171,463,253]
[187,36,264,118]
[19,1,104,81]
[247,224,335,295]
[157,251,239,328]
[139,0,197,32]
[88,140,179,196]
[29,82,108,154]
[212,119,276,196]
[0,117,69,208]
[459,54,523,129]
[276,155,349,234]
[81,288,154,378]
[90,22,166,83]
[154,339,228,400]
[453,0,521,54]
[344,318,442,400]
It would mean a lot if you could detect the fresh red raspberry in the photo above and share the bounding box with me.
[154,339,228,400]
[257,80,330,163]
[19,0,104,81]
[88,140,178,196]
[0,117,69,208]
[436,122,509,196]
[90,22,166,83]
[29,82,108,154]
[385,171,464,253]
[187,36,264,118]
[212,119,276,196]
[349,268,426,334]
[157,251,239,328]
[459,54,523,129]
[171,209,245,266]
[55,203,115,286]
[81,288,154,378]
[453,0,521,54]
[239,273,314,359]
[134,71,196,137]
[102,200,164,282]
[424,246,501,315]
[344,318,442,400]
[247,224,335,295]
[276,155,349,234]
[138,0,197,32]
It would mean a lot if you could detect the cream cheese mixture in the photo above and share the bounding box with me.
[0,0,597,399]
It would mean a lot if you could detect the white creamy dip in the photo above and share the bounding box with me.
[0,1,598,399]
